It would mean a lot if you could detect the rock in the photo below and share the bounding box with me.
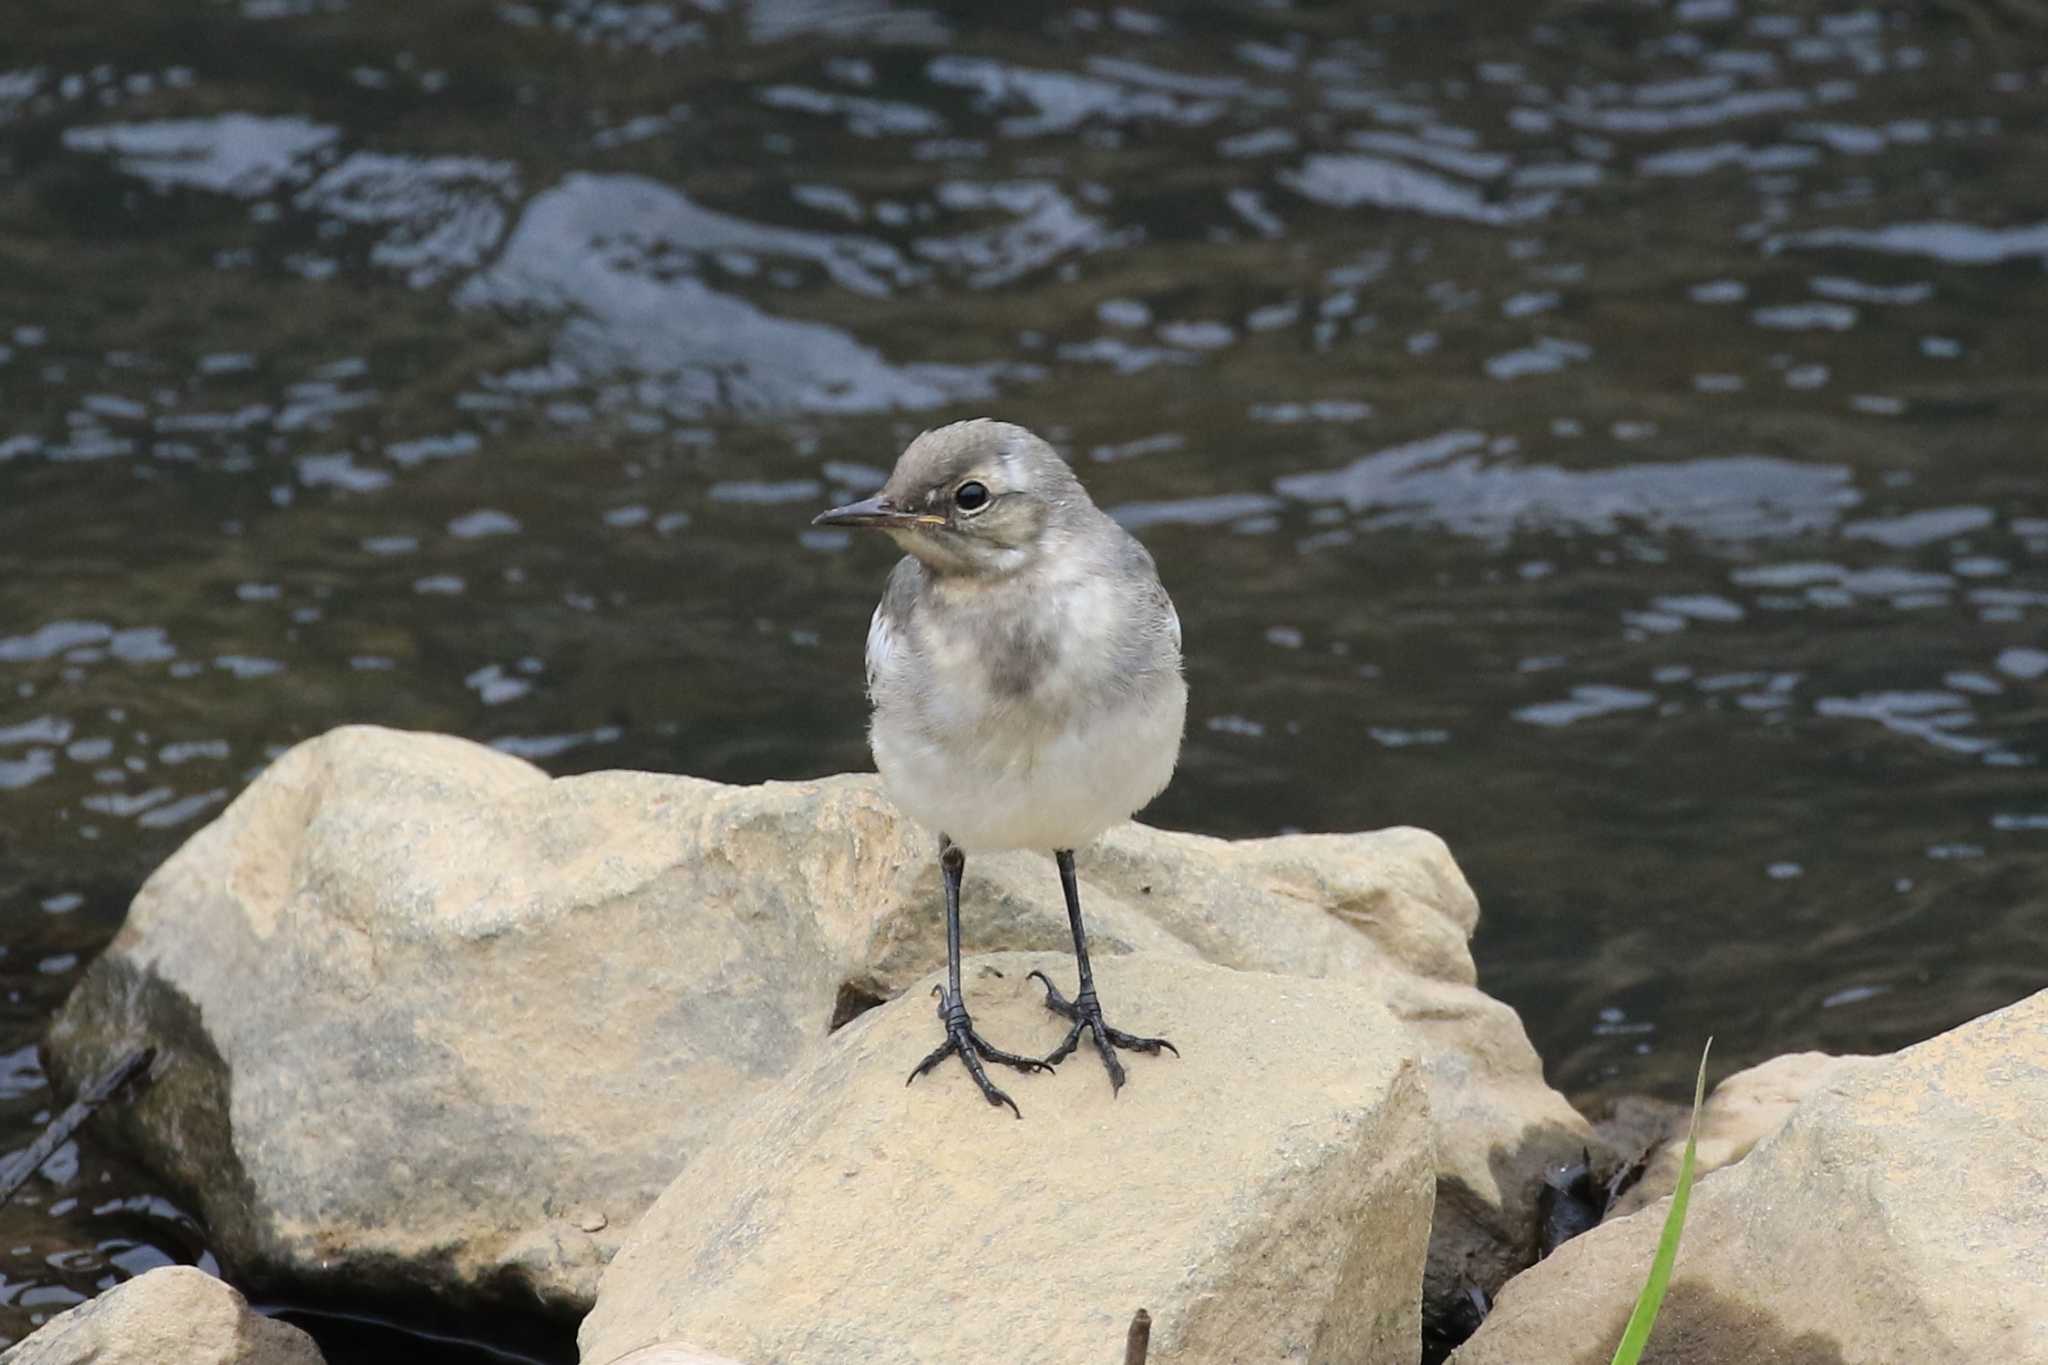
[578,952,1434,1365]
[2,1265,324,1365]
[1450,989,2048,1364]
[867,817,1593,1320]
[49,728,872,1311]
[1042,828,1592,1319]
[595,1348,750,1365]
[49,725,1584,1320]
[1586,1093,1691,1191]
[1606,1050,1876,1219]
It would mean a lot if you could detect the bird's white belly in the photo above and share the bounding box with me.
[872,679,1186,852]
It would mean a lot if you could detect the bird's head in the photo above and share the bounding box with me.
[813,419,1089,577]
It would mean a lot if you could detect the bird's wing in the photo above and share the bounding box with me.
[865,556,923,701]
[863,601,894,700]
[1134,548,1182,655]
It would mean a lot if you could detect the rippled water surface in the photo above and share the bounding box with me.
[4,0,2046,1351]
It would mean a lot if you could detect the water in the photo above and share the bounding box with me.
[3,0,2046,1352]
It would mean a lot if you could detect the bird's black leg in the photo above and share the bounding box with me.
[1029,848,1179,1093]
[905,836,1049,1118]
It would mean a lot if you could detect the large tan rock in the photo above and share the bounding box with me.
[918,820,1590,1321]
[1451,989,2048,1364]
[0,1266,324,1365]
[578,952,1435,1365]
[50,728,867,1311]
[49,725,1583,1320]
[1607,1050,1877,1218]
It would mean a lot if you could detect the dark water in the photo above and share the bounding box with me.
[3,0,2046,1352]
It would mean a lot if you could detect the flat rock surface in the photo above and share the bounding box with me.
[1452,988,2048,1364]
[579,952,1435,1365]
[1,1266,324,1365]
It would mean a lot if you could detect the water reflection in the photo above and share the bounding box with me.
[1276,438,1861,542]
[1777,220,2048,263]
[456,173,1010,416]
[300,153,518,288]
[61,114,337,195]
[1283,153,1558,224]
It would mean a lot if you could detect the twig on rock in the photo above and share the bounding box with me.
[1123,1308,1152,1365]
[0,1046,157,1208]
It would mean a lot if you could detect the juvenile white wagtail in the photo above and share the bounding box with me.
[815,419,1187,1117]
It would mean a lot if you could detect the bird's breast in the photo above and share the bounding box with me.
[912,574,1150,730]
[866,566,1186,849]
[870,660,1187,852]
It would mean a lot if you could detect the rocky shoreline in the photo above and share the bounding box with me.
[12,726,2044,1364]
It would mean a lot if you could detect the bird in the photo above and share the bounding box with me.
[814,418,1187,1117]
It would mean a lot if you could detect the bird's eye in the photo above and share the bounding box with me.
[953,481,990,511]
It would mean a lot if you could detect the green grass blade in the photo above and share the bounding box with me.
[1609,1038,1713,1365]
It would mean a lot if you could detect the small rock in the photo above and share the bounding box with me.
[1450,989,2048,1364]
[1607,1050,1875,1219]
[578,952,1434,1365]
[2,1266,324,1365]
[1587,1093,1691,1189]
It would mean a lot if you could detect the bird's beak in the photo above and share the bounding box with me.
[812,494,946,530]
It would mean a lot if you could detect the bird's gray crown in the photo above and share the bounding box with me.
[825,419,1097,578]
[882,419,1085,512]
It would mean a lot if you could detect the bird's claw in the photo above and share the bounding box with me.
[1026,970,1178,1095]
[906,988,1050,1119]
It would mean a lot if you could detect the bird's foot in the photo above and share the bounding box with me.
[906,987,1050,1119]
[1027,971,1178,1094]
